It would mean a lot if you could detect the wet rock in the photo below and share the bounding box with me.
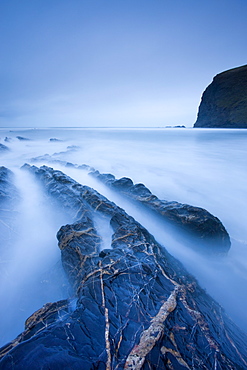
[4,137,12,142]
[49,138,63,142]
[16,136,31,141]
[0,143,10,152]
[30,155,93,172]
[0,167,19,257]
[0,167,18,206]
[90,171,231,254]
[0,166,246,369]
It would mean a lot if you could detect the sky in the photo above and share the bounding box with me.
[0,0,247,128]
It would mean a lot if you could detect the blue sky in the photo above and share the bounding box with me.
[1,0,247,127]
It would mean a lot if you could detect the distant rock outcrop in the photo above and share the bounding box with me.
[194,65,247,128]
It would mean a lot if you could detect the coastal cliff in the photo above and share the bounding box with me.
[194,65,247,128]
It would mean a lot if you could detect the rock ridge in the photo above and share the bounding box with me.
[90,170,231,254]
[0,165,246,369]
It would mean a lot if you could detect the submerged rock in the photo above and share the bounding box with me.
[0,143,10,152]
[0,165,246,369]
[30,155,93,171]
[90,171,231,254]
[16,136,31,141]
[4,137,12,143]
[194,64,247,128]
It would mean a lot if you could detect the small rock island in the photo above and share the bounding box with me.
[194,64,247,128]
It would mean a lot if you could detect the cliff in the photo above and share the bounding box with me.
[194,64,247,128]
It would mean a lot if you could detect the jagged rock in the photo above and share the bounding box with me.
[0,165,246,369]
[90,171,231,254]
[194,65,247,128]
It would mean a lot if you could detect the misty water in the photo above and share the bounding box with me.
[0,127,247,346]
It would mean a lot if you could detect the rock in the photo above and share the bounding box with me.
[0,143,10,152]
[194,65,247,128]
[49,138,63,142]
[0,165,246,369]
[4,137,12,142]
[30,155,93,171]
[0,167,18,205]
[16,136,31,141]
[90,171,231,254]
[67,145,80,150]
[0,167,19,257]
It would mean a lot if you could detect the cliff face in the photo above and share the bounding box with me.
[194,65,247,128]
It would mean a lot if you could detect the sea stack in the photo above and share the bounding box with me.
[194,64,247,128]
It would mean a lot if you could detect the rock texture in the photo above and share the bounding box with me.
[0,167,19,293]
[90,171,231,254]
[194,64,247,128]
[0,167,19,247]
[0,165,246,369]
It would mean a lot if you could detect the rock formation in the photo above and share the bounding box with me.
[194,64,247,128]
[0,167,16,204]
[0,143,10,152]
[16,136,31,141]
[29,154,231,254]
[0,167,19,246]
[90,171,231,254]
[0,165,246,369]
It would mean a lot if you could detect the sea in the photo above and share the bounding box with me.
[0,127,247,346]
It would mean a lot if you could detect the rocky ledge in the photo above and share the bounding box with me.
[0,165,246,369]
[90,170,231,254]
[194,64,247,128]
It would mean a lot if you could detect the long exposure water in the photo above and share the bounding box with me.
[0,127,247,345]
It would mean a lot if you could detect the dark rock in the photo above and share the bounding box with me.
[0,165,246,369]
[90,171,231,254]
[30,155,93,171]
[111,176,133,189]
[0,143,9,151]
[0,167,19,258]
[194,64,247,128]
[49,138,63,142]
[16,136,31,141]
[0,167,18,205]
[4,137,12,142]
